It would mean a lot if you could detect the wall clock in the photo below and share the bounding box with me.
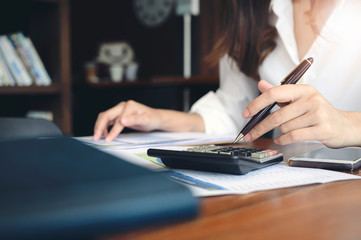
[133,0,174,28]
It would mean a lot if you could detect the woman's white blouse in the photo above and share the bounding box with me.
[190,0,361,135]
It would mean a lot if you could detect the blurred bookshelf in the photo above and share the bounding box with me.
[1,0,224,136]
[72,76,219,136]
[0,0,71,134]
[69,0,224,136]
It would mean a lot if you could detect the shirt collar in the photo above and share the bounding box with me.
[270,0,299,64]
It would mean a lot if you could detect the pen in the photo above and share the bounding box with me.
[233,57,314,144]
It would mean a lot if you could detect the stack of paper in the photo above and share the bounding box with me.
[81,132,361,197]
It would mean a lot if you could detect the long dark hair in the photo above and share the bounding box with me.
[209,0,277,81]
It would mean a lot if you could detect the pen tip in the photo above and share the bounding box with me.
[307,57,314,64]
[233,134,244,144]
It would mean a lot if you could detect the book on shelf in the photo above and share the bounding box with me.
[25,37,52,86]
[0,52,15,86]
[0,33,52,87]
[0,35,32,86]
[12,33,52,86]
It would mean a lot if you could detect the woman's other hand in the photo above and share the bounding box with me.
[93,100,162,142]
[93,100,205,142]
[242,80,361,148]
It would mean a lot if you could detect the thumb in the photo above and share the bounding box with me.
[258,80,274,93]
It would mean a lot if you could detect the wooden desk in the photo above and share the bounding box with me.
[107,139,361,240]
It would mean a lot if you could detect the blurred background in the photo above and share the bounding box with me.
[0,0,224,136]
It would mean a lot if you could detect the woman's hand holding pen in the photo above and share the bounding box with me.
[242,80,361,148]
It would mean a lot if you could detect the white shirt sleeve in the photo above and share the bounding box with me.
[190,55,259,135]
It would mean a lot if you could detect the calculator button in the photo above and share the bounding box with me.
[219,151,232,155]
[262,149,279,156]
[239,152,248,157]
[232,150,239,155]
[251,152,270,159]
[184,145,278,160]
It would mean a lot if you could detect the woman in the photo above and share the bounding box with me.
[93,0,361,148]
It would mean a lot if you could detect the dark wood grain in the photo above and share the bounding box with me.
[0,84,61,95]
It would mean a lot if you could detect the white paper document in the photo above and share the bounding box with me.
[76,132,234,150]
[168,163,361,196]
[104,146,361,197]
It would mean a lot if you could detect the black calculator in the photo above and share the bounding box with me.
[147,145,283,175]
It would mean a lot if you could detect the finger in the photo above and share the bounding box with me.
[258,80,274,93]
[103,101,143,141]
[93,116,108,141]
[93,103,126,140]
[279,111,317,134]
[118,101,155,131]
[274,126,326,145]
[105,119,124,142]
[93,118,113,141]
[102,128,109,138]
[244,98,311,141]
[93,130,102,141]
[244,84,315,118]
[258,80,292,109]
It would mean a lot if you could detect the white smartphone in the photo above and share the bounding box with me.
[288,147,361,171]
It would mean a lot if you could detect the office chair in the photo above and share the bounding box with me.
[0,117,63,142]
